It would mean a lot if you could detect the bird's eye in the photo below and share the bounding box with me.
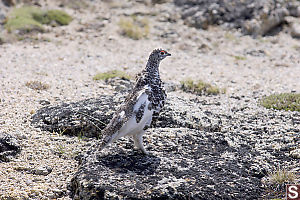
[160,51,165,55]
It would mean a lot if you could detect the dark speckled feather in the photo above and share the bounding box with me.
[99,49,170,151]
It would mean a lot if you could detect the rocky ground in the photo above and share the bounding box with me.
[0,0,300,199]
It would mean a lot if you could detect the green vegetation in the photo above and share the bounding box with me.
[5,6,72,33]
[56,144,66,155]
[180,79,225,95]
[260,93,300,112]
[25,80,50,90]
[118,17,150,40]
[5,6,44,33]
[0,35,4,44]
[93,70,132,81]
[35,9,72,26]
[233,55,247,60]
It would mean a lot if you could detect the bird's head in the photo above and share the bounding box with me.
[149,49,171,62]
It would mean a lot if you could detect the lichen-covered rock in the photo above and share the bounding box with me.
[0,133,21,162]
[31,95,121,138]
[66,92,299,199]
[69,126,298,199]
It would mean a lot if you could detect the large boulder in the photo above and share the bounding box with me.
[31,95,120,138]
[69,128,266,199]
[69,121,298,199]
[65,93,299,199]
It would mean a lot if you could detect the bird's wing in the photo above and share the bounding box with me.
[99,85,150,150]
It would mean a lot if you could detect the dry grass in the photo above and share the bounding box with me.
[118,17,150,40]
[180,79,225,95]
[93,70,132,81]
[25,81,50,90]
[266,168,295,189]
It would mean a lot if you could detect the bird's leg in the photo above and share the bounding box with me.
[133,131,148,155]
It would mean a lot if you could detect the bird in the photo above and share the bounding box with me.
[99,49,171,154]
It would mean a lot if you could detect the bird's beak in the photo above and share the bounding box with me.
[166,53,171,56]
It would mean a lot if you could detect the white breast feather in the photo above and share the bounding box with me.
[118,90,153,138]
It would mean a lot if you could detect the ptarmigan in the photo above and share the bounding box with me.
[99,49,171,154]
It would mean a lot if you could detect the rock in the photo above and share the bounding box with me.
[30,78,299,199]
[291,22,300,38]
[15,165,53,176]
[173,0,300,36]
[0,133,21,162]
[287,1,300,17]
[30,166,53,176]
[66,92,298,199]
[69,126,298,199]
[243,7,289,36]
[31,93,218,137]
[2,0,15,7]
[290,149,300,159]
[69,129,259,199]
[31,95,120,138]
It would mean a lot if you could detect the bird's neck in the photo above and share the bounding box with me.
[145,59,160,80]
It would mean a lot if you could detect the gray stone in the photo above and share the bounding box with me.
[68,123,299,199]
[30,166,53,176]
[291,22,300,38]
[173,0,300,36]
[69,129,265,199]
[290,149,300,159]
[0,133,21,162]
[243,7,289,36]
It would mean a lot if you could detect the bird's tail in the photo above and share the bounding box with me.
[99,135,114,151]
